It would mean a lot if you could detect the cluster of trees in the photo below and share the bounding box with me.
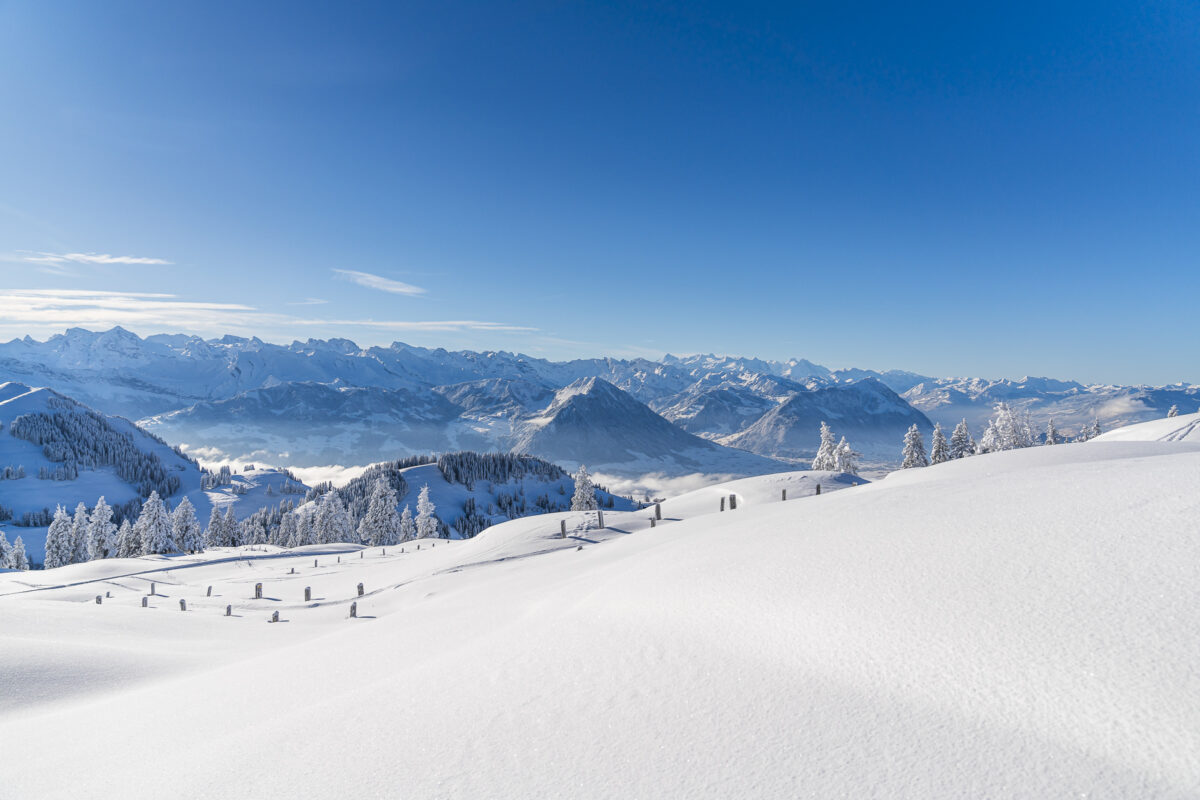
[36,479,448,569]
[0,465,26,480]
[437,451,567,489]
[810,423,861,474]
[898,402,1104,470]
[0,529,30,570]
[8,407,182,498]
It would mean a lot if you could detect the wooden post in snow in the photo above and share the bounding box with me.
[271,610,279,623]
[95,595,102,604]
[720,497,725,512]
[313,559,317,568]
[304,587,311,602]
[650,517,656,528]
[350,601,357,619]
[142,596,148,608]
[207,586,212,596]
[225,604,232,616]
[357,582,364,597]
[816,484,821,495]
[655,503,662,520]
[597,509,605,529]
[149,582,156,596]
[180,599,187,611]
[255,583,263,599]
[560,519,567,538]
[729,494,737,510]
[782,488,787,501]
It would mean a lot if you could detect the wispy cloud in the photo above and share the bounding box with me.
[19,251,172,266]
[0,289,533,339]
[332,268,426,296]
[287,297,329,306]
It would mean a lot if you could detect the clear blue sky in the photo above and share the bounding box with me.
[0,1,1196,384]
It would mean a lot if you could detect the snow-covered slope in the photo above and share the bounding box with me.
[2,444,1198,798]
[1093,410,1200,443]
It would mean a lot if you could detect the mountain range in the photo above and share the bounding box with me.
[2,327,1195,475]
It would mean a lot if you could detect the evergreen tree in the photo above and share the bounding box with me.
[0,529,11,569]
[570,466,597,511]
[70,502,90,564]
[1091,419,1102,439]
[1044,418,1059,446]
[136,491,174,554]
[901,424,929,468]
[949,419,972,460]
[43,505,73,569]
[204,506,225,549]
[979,402,1033,452]
[10,535,29,570]
[358,477,401,547]
[1168,404,1180,418]
[276,512,297,548]
[399,504,416,542]
[223,507,240,547]
[416,484,438,538]
[315,492,353,544]
[292,511,314,547]
[87,497,117,560]
[811,422,838,471]
[171,496,204,553]
[833,436,860,475]
[115,519,140,558]
[930,423,950,464]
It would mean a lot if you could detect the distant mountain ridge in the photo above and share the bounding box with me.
[2,328,1195,472]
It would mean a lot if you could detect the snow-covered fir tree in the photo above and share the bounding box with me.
[87,497,117,560]
[0,529,11,569]
[901,424,929,469]
[9,535,29,570]
[275,511,297,548]
[930,423,950,464]
[115,519,139,558]
[1091,419,1102,439]
[811,422,838,471]
[949,419,972,460]
[291,511,314,547]
[204,506,225,549]
[136,491,174,554]
[415,484,439,538]
[571,466,597,511]
[70,502,90,564]
[833,436,860,475]
[1044,418,1060,446]
[223,507,240,547]
[1168,404,1180,418]
[171,496,204,553]
[979,402,1034,452]
[399,504,415,542]
[316,492,354,544]
[358,477,402,547]
[43,505,73,569]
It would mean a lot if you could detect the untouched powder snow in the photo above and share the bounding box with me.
[1093,409,1200,443]
[2,445,1199,798]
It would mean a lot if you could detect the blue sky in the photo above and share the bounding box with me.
[0,1,1197,383]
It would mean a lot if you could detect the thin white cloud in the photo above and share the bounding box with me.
[19,251,172,266]
[332,268,426,296]
[287,298,330,306]
[0,289,534,339]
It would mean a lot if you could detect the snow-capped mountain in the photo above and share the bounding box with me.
[720,379,933,459]
[511,378,788,475]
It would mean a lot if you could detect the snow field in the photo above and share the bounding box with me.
[1,446,1198,798]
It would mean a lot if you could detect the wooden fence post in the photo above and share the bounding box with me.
[180,599,187,611]
[357,582,364,596]
[95,595,102,604]
[271,610,279,623]
[142,597,148,608]
[255,583,263,599]
[782,488,787,501]
[729,494,737,510]
[597,509,605,529]
[560,519,567,538]
[655,503,662,520]
[350,601,357,618]
[650,517,656,528]
[720,497,725,512]
[149,582,156,596]
[225,604,232,616]
[304,587,311,602]
[816,484,821,495]
[207,586,212,596]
